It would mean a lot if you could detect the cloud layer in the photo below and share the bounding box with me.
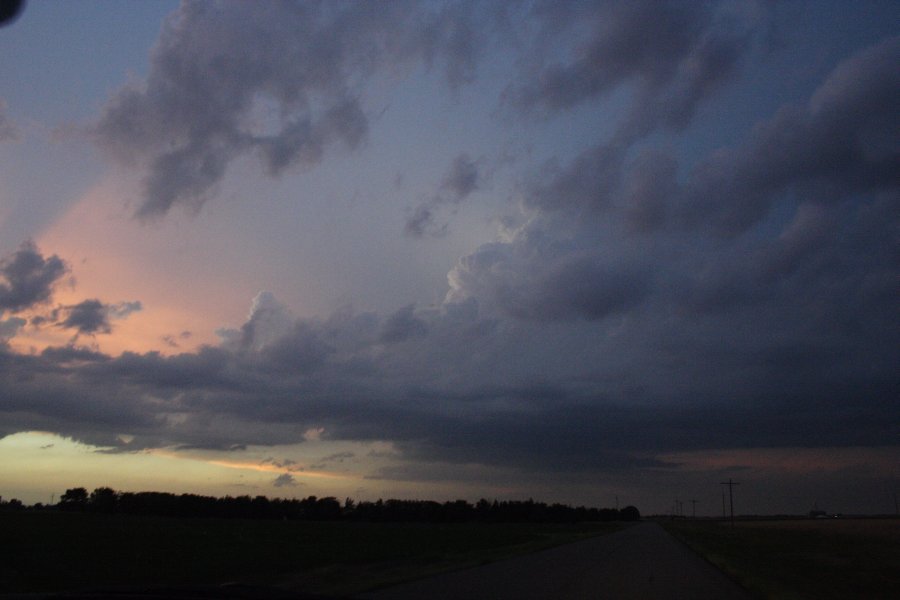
[2,2,898,508]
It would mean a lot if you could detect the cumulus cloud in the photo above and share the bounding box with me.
[273,473,298,488]
[0,243,144,346]
[56,299,111,334]
[0,241,68,315]
[54,299,143,335]
[235,291,293,352]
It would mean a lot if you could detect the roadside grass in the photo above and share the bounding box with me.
[0,511,625,596]
[661,518,900,600]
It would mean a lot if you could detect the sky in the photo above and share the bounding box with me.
[0,0,897,516]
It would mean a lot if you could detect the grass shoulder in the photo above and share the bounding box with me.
[660,518,900,600]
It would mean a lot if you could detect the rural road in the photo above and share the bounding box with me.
[358,522,753,600]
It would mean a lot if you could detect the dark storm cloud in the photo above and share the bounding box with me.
[679,35,900,235]
[87,346,236,391]
[450,35,900,325]
[0,348,165,436]
[379,304,428,343]
[1,275,897,476]
[93,1,494,218]
[40,345,110,364]
[0,241,68,314]
[620,149,678,233]
[259,322,334,374]
[507,0,756,135]
[446,232,654,323]
[524,144,624,213]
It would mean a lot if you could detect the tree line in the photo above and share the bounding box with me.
[2,487,640,523]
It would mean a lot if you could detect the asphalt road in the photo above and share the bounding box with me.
[359,522,754,600]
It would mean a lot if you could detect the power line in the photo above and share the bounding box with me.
[720,478,740,527]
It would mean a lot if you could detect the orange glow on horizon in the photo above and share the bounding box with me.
[25,177,251,356]
[145,449,358,482]
[206,459,355,481]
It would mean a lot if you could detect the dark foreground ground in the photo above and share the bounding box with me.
[360,521,752,600]
[0,511,622,597]
[5,511,897,599]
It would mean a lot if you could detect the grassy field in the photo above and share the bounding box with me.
[0,511,624,595]
[662,518,900,600]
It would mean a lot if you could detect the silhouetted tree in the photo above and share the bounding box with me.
[89,487,118,513]
[1,498,24,510]
[55,485,639,524]
[59,487,88,511]
[620,505,640,521]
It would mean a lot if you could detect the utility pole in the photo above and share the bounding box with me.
[722,489,726,520]
[720,478,740,527]
[691,498,698,519]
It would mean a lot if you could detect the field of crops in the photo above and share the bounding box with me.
[662,518,900,599]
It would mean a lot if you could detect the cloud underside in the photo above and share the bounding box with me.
[3,3,898,482]
[2,237,897,474]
